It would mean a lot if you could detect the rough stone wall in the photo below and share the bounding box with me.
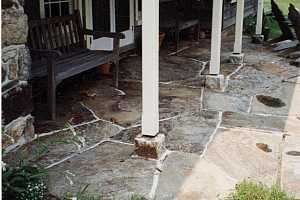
[2,0,34,152]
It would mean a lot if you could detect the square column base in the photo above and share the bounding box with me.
[229,53,244,64]
[134,134,166,159]
[201,74,227,91]
[252,34,264,44]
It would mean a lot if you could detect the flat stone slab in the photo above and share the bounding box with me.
[251,83,300,116]
[222,111,300,133]
[34,102,98,134]
[162,111,219,154]
[83,82,202,128]
[281,135,300,198]
[204,127,282,186]
[3,121,122,168]
[120,55,204,82]
[48,142,156,199]
[114,111,219,154]
[156,152,237,200]
[156,127,283,200]
[203,90,251,113]
[226,66,282,96]
[272,40,299,51]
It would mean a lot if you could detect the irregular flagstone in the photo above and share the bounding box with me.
[35,102,99,134]
[48,142,156,199]
[120,55,203,82]
[114,110,219,154]
[203,90,251,113]
[3,121,122,168]
[281,135,300,198]
[284,75,300,84]
[251,83,300,116]
[159,85,202,116]
[84,82,202,128]
[226,66,282,96]
[204,128,282,186]
[221,111,300,133]
[202,63,240,77]
[272,40,299,51]
[155,152,237,200]
[162,111,220,154]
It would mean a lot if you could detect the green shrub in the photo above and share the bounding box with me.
[63,185,102,200]
[225,180,296,200]
[2,161,47,200]
[244,15,257,35]
[129,195,148,200]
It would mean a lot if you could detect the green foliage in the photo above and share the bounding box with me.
[244,15,257,35]
[2,161,48,200]
[129,195,148,200]
[63,185,102,200]
[225,180,296,200]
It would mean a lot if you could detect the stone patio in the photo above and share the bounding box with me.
[4,35,300,199]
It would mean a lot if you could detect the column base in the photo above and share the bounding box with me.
[135,134,166,159]
[229,53,244,64]
[202,74,227,91]
[252,34,264,44]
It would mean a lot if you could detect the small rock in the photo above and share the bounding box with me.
[256,143,272,152]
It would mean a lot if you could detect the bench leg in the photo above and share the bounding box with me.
[48,83,56,121]
[47,62,56,121]
[114,60,119,88]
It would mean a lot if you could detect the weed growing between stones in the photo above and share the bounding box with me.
[225,180,296,200]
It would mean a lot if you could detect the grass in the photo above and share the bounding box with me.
[264,0,300,15]
[225,180,296,200]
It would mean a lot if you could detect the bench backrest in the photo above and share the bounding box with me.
[28,10,85,54]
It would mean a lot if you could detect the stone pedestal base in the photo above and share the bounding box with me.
[229,53,244,64]
[252,34,264,44]
[135,134,166,159]
[202,74,227,91]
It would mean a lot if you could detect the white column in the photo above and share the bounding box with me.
[255,0,264,35]
[142,0,159,136]
[233,0,245,54]
[210,0,224,75]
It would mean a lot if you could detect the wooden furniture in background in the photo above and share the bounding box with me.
[28,10,125,120]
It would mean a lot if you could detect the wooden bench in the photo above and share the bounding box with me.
[28,10,125,120]
[159,0,200,52]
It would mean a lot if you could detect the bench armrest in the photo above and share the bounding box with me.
[83,29,125,39]
[30,49,62,59]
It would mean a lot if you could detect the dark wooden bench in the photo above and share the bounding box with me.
[28,10,125,120]
[159,0,200,52]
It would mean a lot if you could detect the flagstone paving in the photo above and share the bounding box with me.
[4,36,300,199]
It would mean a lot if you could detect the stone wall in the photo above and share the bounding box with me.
[2,0,34,152]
